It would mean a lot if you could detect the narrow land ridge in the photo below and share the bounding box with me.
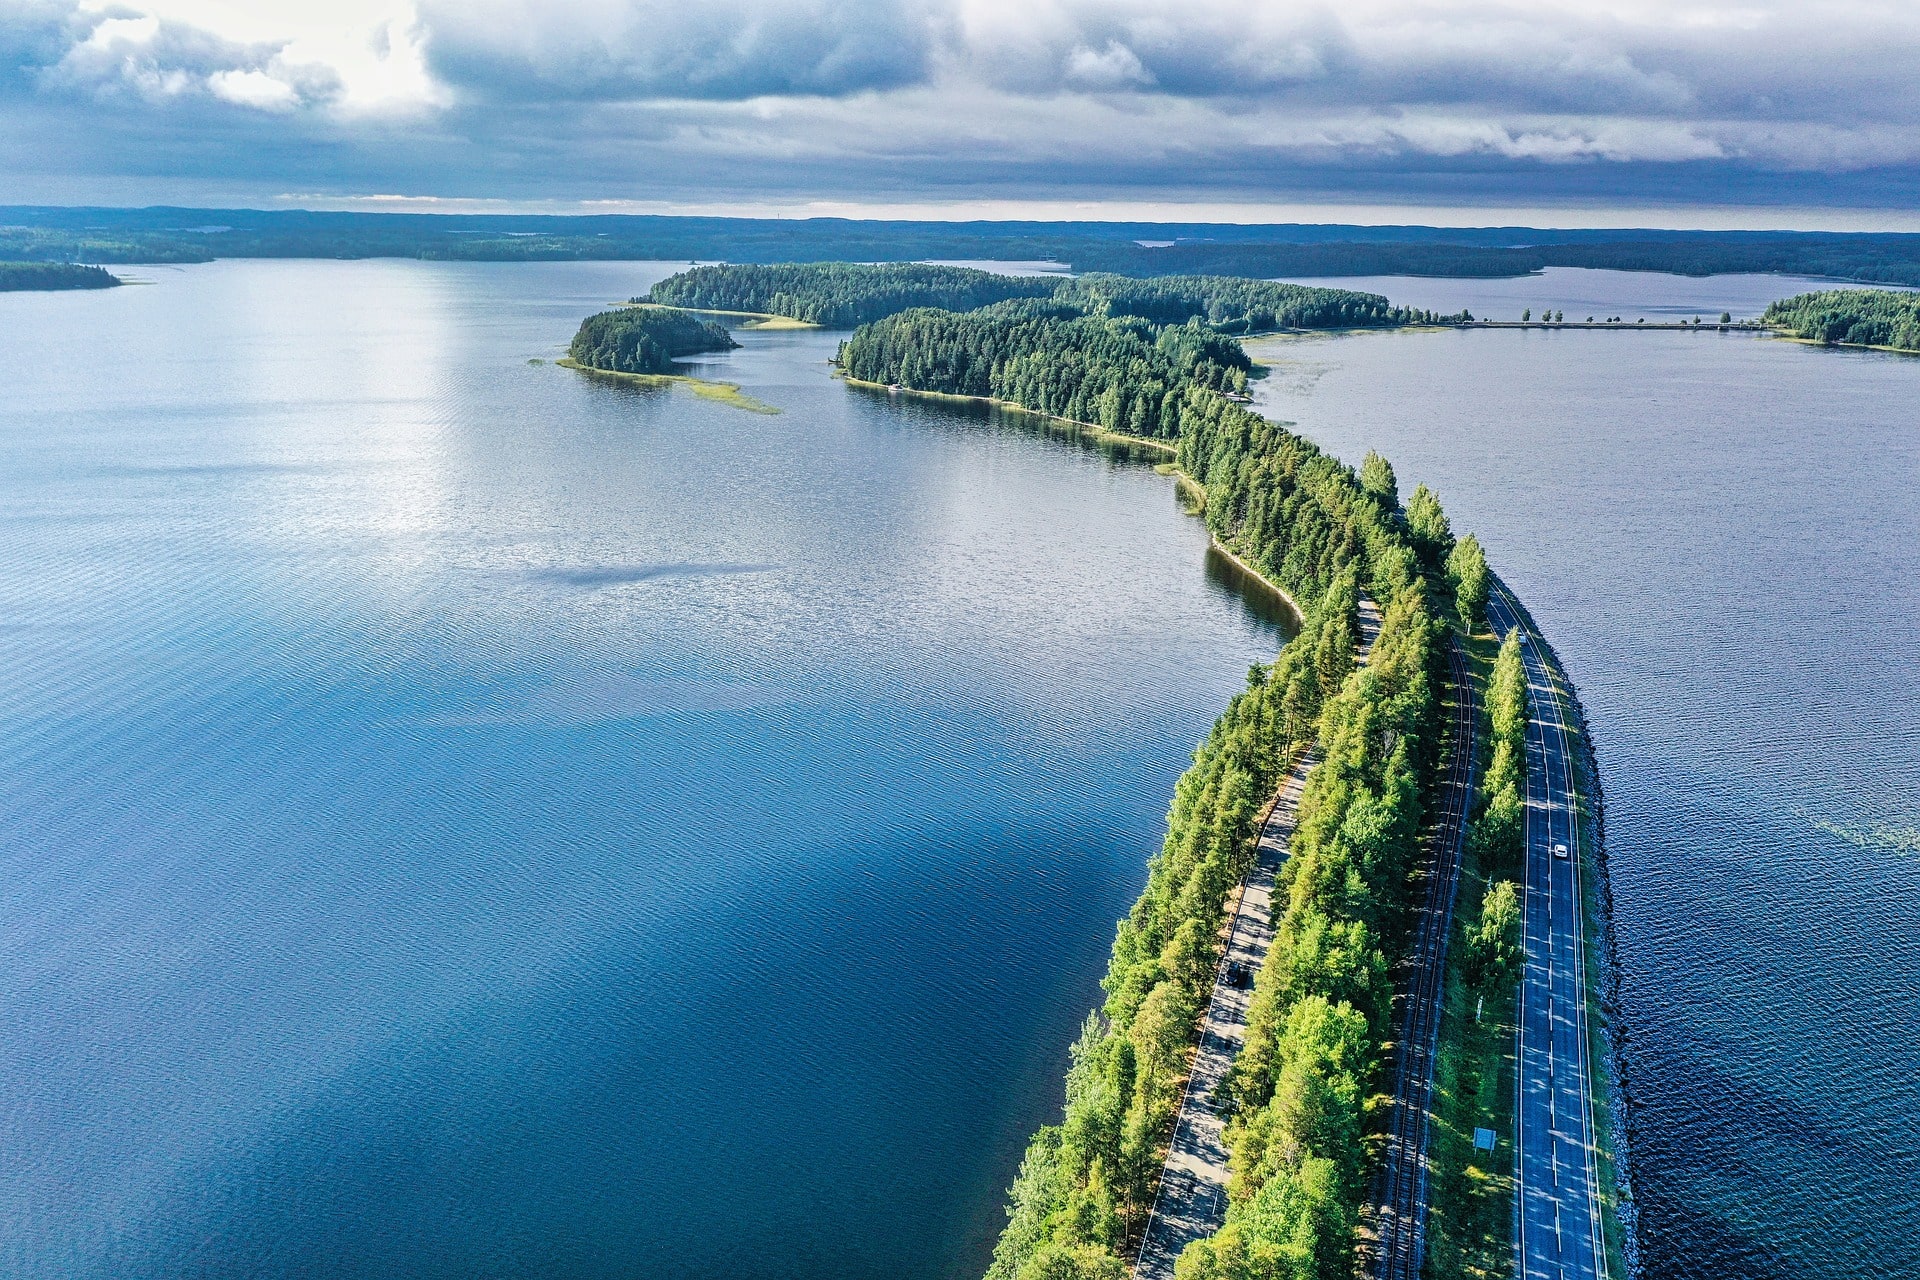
[1366,635,1478,1280]
[1131,597,1384,1280]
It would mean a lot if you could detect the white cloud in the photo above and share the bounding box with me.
[207,66,297,111]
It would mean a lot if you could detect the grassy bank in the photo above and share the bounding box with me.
[1420,626,1520,1280]
[556,358,780,414]
[628,301,819,330]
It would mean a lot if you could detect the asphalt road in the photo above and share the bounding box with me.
[1487,582,1609,1280]
[1367,635,1477,1280]
[1131,599,1383,1280]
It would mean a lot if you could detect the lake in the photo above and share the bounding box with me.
[4,260,1911,1280]
[1252,269,1920,1280]
[0,260,1286,1279]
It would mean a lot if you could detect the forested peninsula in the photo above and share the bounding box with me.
[983,386,1448,1280]
[0,261,118,291]
[1763,288,1920,352]
[840,302,1252,437]
[647,263,1441,333]
[809,264,1461,1280]
[567,306,738,375]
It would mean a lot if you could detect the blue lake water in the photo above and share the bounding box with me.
[0,260,1286,1279]
[1249,283,1920,1280]
[6,260,1913,1280]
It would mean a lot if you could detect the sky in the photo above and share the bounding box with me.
[4,0,1920,225]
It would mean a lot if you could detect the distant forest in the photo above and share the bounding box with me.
[648,263,1439,332]
[0,261,118,291]
[567,307,738,375]
[1763,288,1920,352]
[9,206,1920,285]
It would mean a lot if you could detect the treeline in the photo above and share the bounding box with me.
[15,207,1920,286]
[567,306,738,375]
[1762,288,1920,352]
[649,262,1418,333]
[646,262,1057,326]
[986,385,1446,1280]
[838,302,1251,439]
[1057,273,1416,332]
[0,261,118,291]
[1169,394,1443,1280]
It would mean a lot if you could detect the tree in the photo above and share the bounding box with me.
[1721,311,1732,324]
[1404,483,1454,570]
[1521,308,1531,322]
[1446,534,1489,631]
[1360,450,1398,508]
[1463,880,1524,993]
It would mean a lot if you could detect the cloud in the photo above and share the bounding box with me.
[4,0,1920,210]
[1063,40,1153,90]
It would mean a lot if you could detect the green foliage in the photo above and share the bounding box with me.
[649,262,1419,334]
[976,318,1443,1280]
[648,262,1057,326]
[1447,534,1489,632]
[1404,483,1454,571]
[1762,288,1920,351]
[0,261,118,291]
[1470,629,1530,875]
[1359,451,1398,509]
[1462,880,1523,993]
[568,306,739,374]
[1055,273,1416,333]
[839,302,1251,438]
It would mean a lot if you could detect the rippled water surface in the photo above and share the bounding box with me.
[1250,277,1920,1280]
[0,261,1287,1279]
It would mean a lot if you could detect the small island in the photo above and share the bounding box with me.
[567,306,740,374]
[0,262,120,292]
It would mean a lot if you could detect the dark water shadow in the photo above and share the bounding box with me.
[528,563,777,588]
[1204,542,1302,635]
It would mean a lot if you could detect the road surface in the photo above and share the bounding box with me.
[1366,635,1477,1280]
[1487,582,1608,1280]
[1132,598,1382,1280]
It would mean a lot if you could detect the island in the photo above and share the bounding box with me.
[0,262,119,291]
[566,305,739,374]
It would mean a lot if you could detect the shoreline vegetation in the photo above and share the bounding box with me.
[554,358,779,415]
[0,261,119,291]
[1761,287,1920,354]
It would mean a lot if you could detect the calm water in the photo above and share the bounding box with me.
[1250,274,1920,1280]
[0,261,1286,1279]
[1281,265,1910,323]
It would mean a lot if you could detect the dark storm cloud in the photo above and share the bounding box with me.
[3,1,1920,211]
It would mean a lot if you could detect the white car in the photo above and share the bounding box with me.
[1553,842,1570,859]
